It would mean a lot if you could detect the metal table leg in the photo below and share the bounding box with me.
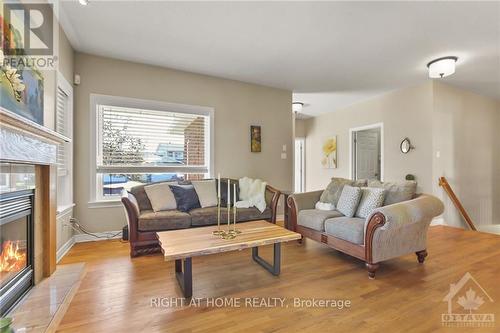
[252,243,281,276]
[175,257,192,298]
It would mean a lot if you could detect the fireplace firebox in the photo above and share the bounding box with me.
[0,190,34,316]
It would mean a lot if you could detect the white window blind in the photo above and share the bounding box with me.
[96,105,209,174]
[56,86,69,176]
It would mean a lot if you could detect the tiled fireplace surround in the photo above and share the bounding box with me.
[0,109,67,287]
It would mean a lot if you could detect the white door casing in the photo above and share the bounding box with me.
[355,129,380,180]
[294,138,305,192]
[349,123,384,181]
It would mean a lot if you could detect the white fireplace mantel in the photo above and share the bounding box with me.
[0,107,70,280]
[0,108,70,165]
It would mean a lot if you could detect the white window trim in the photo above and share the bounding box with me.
[56,72,74,214]
[89,94,215,206]
[348,122,384,181]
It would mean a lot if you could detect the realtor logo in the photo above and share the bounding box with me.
[2,2,54,55]
[442,272,495,328]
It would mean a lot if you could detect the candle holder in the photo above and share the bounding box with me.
[212,196,224,236]
[212,178,239,240]
[229,205,241,235]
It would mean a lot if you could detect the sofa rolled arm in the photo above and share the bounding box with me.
[366,194,444,232]
[121,189,140,242]
[364,194,444,263]
[287,190,323,231]
[265,185,281,223]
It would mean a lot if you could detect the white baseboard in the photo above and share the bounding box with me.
[73,230,122,243]
[56,237,76,263]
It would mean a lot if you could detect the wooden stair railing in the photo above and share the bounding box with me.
[438,177,477,231]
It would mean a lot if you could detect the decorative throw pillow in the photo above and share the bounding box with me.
[355,187,386,218]
[144,183,177,212]
[319,178,354,206]
[169,185,201,212]
[192,180,218,208]
[315,201,335,211]
[368,180,417,205]
[320,177,367,206]
[336,185,362,217]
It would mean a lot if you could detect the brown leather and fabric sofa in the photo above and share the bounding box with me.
[287,180,444,278]
[121,179,280,257]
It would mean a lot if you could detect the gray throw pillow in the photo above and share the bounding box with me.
[320,178,368,206]
[368,180,417,205]
[192,180,218,208]
[355,187,386,218]
[336,185,362,217]
[320,177,354,205]
[144,183,177,212]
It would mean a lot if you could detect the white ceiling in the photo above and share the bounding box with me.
[60,1,500,117]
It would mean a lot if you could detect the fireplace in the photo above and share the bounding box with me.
[0,190,34,316]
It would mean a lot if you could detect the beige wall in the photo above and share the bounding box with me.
[304,82,434,194]
[295,119,307,138]
[73,53,293,232]
[302,81,499,229]
[432,82,500,227]
[58,27,75,84]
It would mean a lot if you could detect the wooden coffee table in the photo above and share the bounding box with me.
[157,220,301,297]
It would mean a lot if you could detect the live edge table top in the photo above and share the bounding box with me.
[157,220,301,261]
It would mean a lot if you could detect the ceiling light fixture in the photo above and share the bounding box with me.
[292,102,304,113]
[79,0,89,5]
[427,56,458,78]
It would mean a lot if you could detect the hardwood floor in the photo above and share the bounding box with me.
[57,225,500,332]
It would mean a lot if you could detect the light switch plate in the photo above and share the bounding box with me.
[282,144,287,152]
[281,153,287,159]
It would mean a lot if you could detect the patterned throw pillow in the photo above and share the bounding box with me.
[368,180,417,205]
[355,187,386,219]
[336,185,362,217]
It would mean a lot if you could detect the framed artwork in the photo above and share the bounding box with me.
[321,136,337,169]
[0,68,44,125]
[250,125,261,152]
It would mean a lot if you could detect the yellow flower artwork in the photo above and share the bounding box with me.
[321,136,337,169]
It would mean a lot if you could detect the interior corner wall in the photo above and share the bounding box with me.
[432,82,500,228]
[73,53,293,232]
[303,82,434,194]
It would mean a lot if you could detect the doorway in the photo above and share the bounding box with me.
[350,123,383,181]
[294,138,305,192]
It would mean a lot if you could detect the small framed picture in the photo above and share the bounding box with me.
[250,125,261,152]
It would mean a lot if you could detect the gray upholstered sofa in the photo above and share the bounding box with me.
[287,179,444,278]
[121,179,280,257]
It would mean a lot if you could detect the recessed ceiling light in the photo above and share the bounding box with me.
[427,56,458,78]
[292,102,304,113]
[79,0,89,5]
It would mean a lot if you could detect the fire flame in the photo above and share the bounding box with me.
[0,240,27,272]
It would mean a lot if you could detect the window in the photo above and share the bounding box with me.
[90,95,214,203]
[55,73,74,213]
